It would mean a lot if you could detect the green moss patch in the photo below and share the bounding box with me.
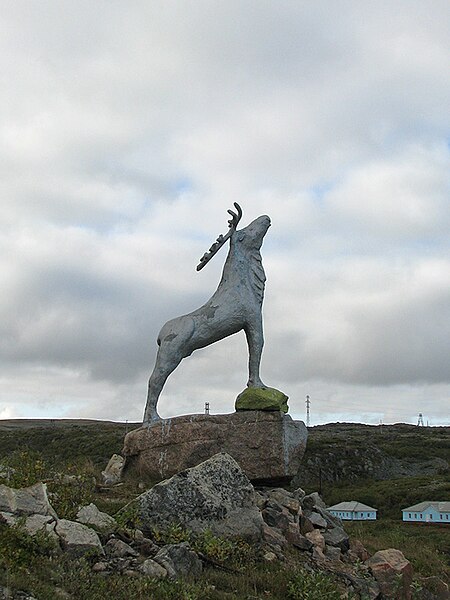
[235,387,289,413]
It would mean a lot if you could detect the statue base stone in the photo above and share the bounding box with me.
[122,411,307,486]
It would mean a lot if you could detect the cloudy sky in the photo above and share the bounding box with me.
[1,1,449,426]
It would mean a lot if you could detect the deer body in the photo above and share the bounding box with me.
[143,211,271,424]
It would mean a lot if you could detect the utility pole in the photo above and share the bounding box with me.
[417,413,424,426]
[306,395,311,428]
[204,402,210,415]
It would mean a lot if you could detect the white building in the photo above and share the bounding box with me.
[327,501,377,521]
[402,502,450,523]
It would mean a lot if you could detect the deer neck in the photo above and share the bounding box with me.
[215,240,265,304]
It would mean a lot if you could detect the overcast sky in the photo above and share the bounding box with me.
[1,1,449,426]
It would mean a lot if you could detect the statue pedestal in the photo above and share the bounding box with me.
[122,410,307,486]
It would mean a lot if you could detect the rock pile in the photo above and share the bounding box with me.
[1,455,447,599]
[0,482,104,557]
[0,480,202,581]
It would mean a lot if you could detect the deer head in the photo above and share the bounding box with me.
[196,203,243,271]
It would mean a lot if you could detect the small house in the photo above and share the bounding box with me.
[327,501,377,520]
[402,502,450,523]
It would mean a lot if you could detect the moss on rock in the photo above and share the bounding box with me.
[235,387,289,413]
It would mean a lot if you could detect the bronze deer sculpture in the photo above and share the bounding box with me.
[143,203,271,424]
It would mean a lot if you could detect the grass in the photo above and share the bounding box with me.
[346,519,450,583]
[0,543,346,600]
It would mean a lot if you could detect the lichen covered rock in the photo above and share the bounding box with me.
[235,387,289,412]
[122,453,264,542]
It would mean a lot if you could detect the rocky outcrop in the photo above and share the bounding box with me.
[123,453,264,542]
[123,411,307,485]
[294,423,449,489]
[0,483,104,558]
[0,459,438,600]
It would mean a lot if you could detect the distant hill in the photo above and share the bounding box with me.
[295,422,450,519]
[0,419,139,468]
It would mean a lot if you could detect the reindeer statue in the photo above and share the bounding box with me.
[143,203,271,424]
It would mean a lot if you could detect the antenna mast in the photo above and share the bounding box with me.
[306,395,311,427]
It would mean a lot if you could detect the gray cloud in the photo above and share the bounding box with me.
[0,1,449,424]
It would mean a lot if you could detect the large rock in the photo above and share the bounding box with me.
[123,411,307,485]
[323,526,350,552]
[366,548,413,600]
[22,514,58,540]
[101,454,125,485]
[235,387,288,412]
[0,483,57,518]
[140,558,167,579]
[122,453,264,542]
[153,543,202,579]
[55,519,104,557]
[104,538,139,558]
[76,503,117,532]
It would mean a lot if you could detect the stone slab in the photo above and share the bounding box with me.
[122,411,307,485]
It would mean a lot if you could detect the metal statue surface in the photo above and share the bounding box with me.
[143,203,271,424]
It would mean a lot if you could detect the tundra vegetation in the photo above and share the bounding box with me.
[0,420,448,599]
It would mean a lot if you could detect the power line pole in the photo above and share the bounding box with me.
[306,395,311,428]
[417,413,424,426]
[204,402,210,415]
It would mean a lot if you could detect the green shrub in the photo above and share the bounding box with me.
[48,470,96,520]
[0,450,50,488]
[0,523,56,571]
[0,450,96,520]
[114,500,142,531]
[287,568,341,600]
[151,522,190,545]
[194,530,235,563]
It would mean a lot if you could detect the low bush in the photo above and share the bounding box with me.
[287,567,341,600]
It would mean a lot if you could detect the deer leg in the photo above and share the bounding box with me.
[143,316,195,425]
[143,346,183,425]
[245,319,266,388]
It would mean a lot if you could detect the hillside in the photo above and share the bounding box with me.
[0,418,449,597]
[296,422,450,519]
[0,419,138,469]
[0,418,448,520]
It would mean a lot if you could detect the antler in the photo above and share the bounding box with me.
[196,203,243,271]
